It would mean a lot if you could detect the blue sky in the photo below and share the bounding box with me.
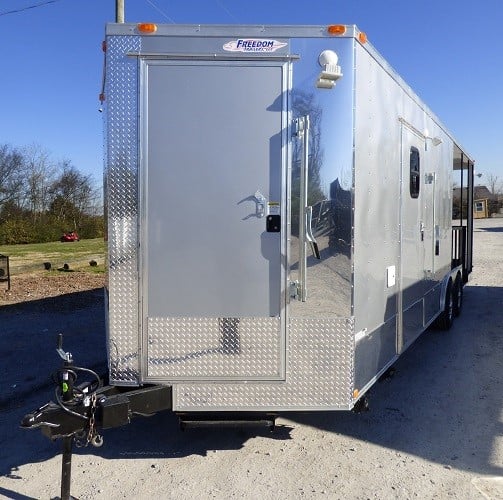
[1,0,501,186]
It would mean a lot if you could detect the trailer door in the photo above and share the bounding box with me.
[399,124,425,351]
[140,60,288,381]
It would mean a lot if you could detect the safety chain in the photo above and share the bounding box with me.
[75,393,103,448]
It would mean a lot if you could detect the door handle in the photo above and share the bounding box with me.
[253,190,266,219]
[294,115,318,302]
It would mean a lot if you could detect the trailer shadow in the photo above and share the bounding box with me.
[477,225,503,233]
[0,289,108,481]
[1,285,502,481]
[1,397,294,480]
[285,284,503,476]
[0,289,292,483]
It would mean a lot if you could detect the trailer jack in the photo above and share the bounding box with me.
[21,335,172,500]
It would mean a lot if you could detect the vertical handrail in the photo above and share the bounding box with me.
[467,161,474,275]
[297,115,310,302]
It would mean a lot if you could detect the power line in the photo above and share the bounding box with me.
[142,0,240,25]
[0,0,62,17]
[215,0,239,23]
[144,0,175,24]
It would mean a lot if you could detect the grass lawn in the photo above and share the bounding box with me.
[0,238,106,275]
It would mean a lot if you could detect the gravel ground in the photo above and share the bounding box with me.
[0,219,502,500]
[0,272,106,306]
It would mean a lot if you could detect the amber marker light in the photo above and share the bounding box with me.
[359,32,368,44]
[353,389,360,399]
[137,23,157,34]
[327,24,347,36]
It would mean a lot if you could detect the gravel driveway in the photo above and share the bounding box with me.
[0,219,502,499]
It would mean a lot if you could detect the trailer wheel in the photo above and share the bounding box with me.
[436,280,454,331]
[453,275,463,317]
[352,395,370,413]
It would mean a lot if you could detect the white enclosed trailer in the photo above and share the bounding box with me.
[104,23,474,412]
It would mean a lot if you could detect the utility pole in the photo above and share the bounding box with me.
[116,0,124,23]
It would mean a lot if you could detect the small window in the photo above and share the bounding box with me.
[410,146,420,199]
[475,201,484,212]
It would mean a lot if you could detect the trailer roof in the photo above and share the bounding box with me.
[105,23,363,39]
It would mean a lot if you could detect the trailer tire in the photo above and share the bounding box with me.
[453,275,463,317]
[352,395,370,413]
[436,280,454,331]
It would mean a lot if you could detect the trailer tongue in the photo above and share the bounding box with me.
[21,334,280,499]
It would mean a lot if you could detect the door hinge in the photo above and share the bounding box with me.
[289,281,300,300]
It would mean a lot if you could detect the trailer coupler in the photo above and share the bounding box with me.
[20,334,172,500]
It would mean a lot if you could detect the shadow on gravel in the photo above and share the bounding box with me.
[0,288,292,484]
[478,226,503,233]
[1,285,502,483]
[0,289,107,411]
[287,284,503,476]
[0,289,108,482]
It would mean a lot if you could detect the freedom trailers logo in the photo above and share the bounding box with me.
[223,39,287,53]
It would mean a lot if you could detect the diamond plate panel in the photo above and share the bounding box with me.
[146,317,282,379]
[105,35,141,384]
[174,317,354,410]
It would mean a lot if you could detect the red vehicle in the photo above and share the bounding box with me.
[60,231,79,242]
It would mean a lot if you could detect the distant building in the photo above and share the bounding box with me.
[453,186,498,219]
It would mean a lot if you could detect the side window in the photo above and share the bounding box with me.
[410,146,420,199]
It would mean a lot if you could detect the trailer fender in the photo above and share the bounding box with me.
[439,267,462,312]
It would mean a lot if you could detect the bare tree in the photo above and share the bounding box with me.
[0,143,104,243]
[21,144,57,221]
[0,144,25,206]
[485,173,502,195]
[49,161,97,229]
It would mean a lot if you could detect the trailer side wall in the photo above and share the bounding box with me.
[352,42,455,392]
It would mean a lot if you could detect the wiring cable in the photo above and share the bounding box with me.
[0,0,63,17]
[53,365,103,421]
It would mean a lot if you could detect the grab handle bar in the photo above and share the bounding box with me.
[294,115,317,302]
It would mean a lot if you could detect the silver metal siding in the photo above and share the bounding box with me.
[105,35,142,385]
[288,36,355,320]
[352,42,402,335]
[352,41,457,389]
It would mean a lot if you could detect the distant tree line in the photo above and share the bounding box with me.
[0,144,103,244]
